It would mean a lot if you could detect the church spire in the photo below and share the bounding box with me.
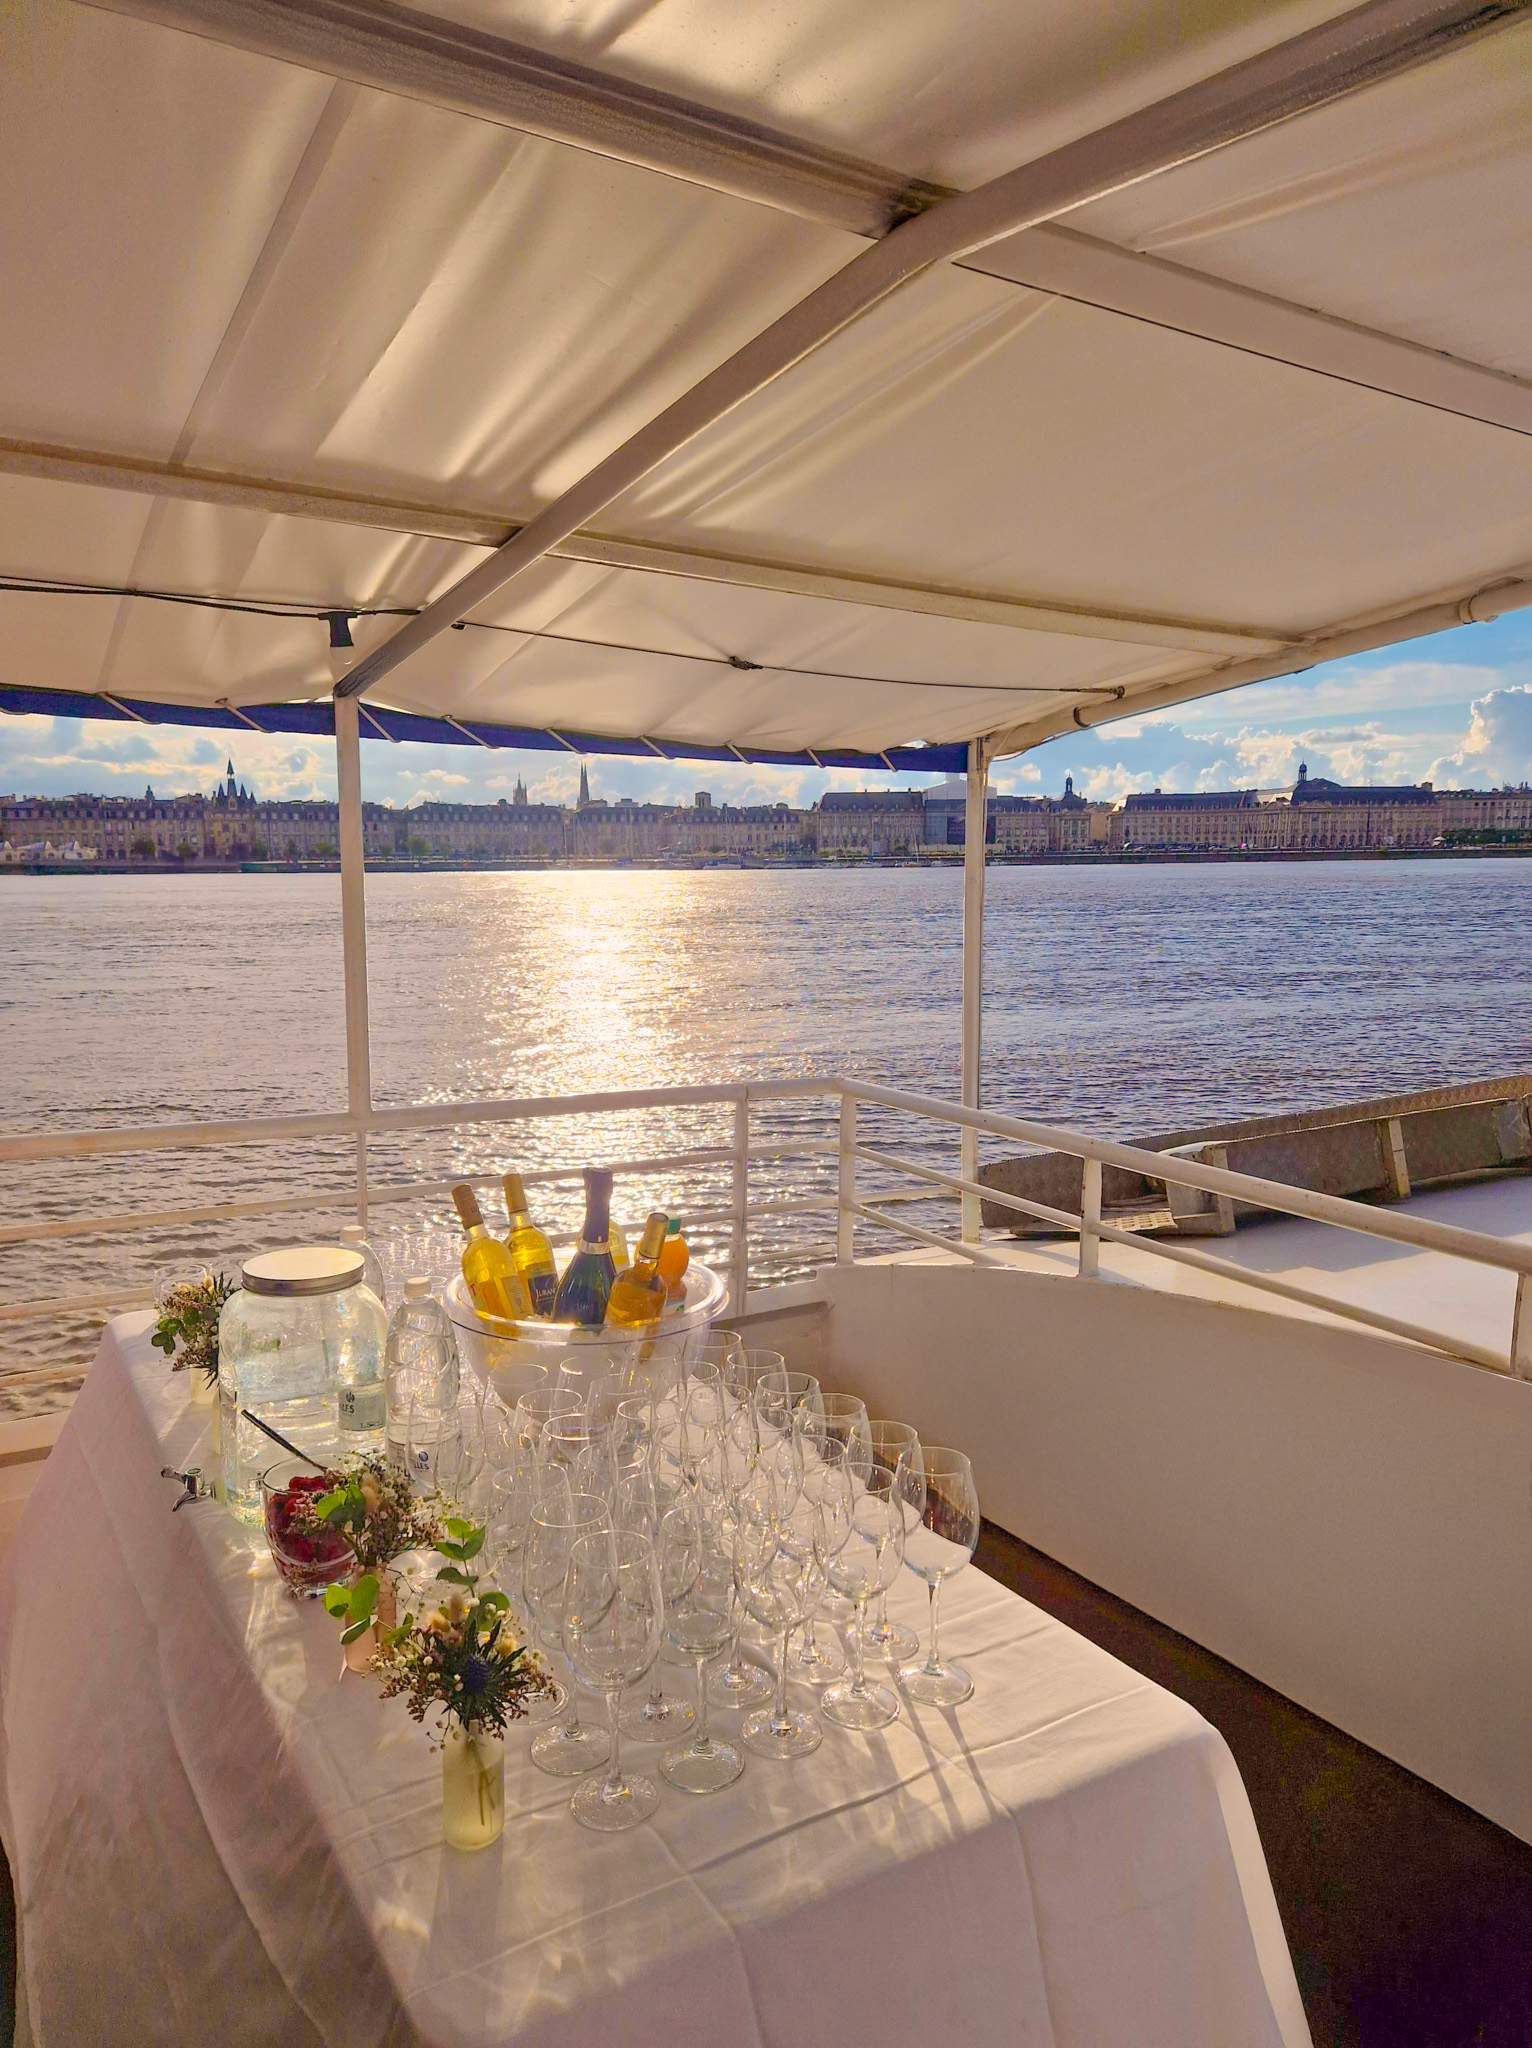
[578,761,590,808]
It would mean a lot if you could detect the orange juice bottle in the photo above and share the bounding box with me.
[657,1217,690,1304]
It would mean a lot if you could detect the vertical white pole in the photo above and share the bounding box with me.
[960,739,988,1242]
[1078,1157,1102,1278]
[334,694,372,1226]
[837,1090,857,1264]
[730,1090,750,1318]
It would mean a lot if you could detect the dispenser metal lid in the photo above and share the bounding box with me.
[239,1246,365,1297]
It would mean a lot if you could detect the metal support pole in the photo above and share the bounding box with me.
[837,1092,858,1264]
[960,739,988,1242]
[729,1091,750,1317]
[1078,1158,1102,1279]
[334,693,373,1225]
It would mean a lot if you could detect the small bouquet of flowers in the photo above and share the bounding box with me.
[151,1269,236,1396]
[331,1517,554,1850]
[303,1455,441,1667]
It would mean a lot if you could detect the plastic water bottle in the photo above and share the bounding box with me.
[340,1225,388,1306]
[384,1278,461,1489]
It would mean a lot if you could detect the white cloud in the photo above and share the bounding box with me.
[1429,686,1532,789]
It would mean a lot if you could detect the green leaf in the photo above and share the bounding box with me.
[434,1564,472,1586]
[339,1620,371,1646]
[348,1574,379,1624]
[458,1529,484,1561]
[479,1590,510,1612]
[445,1517,473,1540]
[323,1584,352,1619]
[434,1538,465,1561]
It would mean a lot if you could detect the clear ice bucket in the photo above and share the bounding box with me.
[442,1259,729,1406]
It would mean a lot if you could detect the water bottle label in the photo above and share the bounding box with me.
[339,1383,386,1431]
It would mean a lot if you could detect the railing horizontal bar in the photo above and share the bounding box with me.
[843,1080,1532,1277]
[0,1078,842,1166]
[847,1202,1007,1267]
[0,1111,360,1165]
[0,1147,749,1247]
[0,1287,156,1323]
[1092,1218,1508,1372]
[853,1143,1079,1230]
[0,1185,362,1246]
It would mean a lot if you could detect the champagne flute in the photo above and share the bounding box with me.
[659,1505,744,1793]
[818,1468,905,1730]
[522,1491,613,1774]
[860,1422,922,1661]
[896,1448,980,1707]
[563,1527,665,1831]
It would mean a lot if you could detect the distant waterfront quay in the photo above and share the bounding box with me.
[5,759,1532,870]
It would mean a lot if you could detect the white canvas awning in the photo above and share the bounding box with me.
[1,0,1530,761]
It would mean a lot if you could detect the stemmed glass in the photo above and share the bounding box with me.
[523,1491,613,1774]
[705,1403,777,1712]
[860,1422,922,1661]
[817,1467,906,1729]
[735,1504,822,1762]
[563,1527,666,1832]
[788,1392,869,1679]
[658,1505,743,1793]
[618,1485,697,1742]
[897,1448,980,1707]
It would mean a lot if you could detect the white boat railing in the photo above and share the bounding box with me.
[0,1080,844,1330]
[6,1075,1532,1378]
[836,1080,1532,1377]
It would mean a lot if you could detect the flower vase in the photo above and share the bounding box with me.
[442,1720,505,1852]
[343,1570,398,1675]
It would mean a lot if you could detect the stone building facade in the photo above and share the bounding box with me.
[7,757,1532,865]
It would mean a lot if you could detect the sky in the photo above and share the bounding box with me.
[3,609,1531,812]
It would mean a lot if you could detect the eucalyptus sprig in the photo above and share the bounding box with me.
[151,1270,236,1386]
[329,1516,553,1737]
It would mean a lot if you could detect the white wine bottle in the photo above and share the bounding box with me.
[452,1184,532,1322]
[502,1170,558,1317]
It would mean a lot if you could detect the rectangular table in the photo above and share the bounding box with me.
[0,1315,1310,2047]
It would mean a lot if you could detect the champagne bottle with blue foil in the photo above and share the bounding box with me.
[553,1169,617,1326]
[502,1170,558,1317]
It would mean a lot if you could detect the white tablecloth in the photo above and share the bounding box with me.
[0,1316,1310,2047]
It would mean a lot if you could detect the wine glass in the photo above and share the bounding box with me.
[735,1509,822,1762]
[706,1436,776,1713]
[721,1347,784,1443]
[659,1505,744,1794]
[818,1467,905,1730]
[896,1448,980,1707]
[860,1422,922,1661]
[618,1486,696,1742]
[788,1392,869,1677]
[563,1527,666,1832]
[522,1491,613,1774]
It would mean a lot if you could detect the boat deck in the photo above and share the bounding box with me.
[885,1177,1532,1366]
[976,1522,1532,2048]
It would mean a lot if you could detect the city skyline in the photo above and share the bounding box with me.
[3,609,1530,812]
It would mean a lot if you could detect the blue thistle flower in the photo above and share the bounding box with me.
[460,1652,493,1699]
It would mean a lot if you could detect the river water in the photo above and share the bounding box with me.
[6,859,1532,1408]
